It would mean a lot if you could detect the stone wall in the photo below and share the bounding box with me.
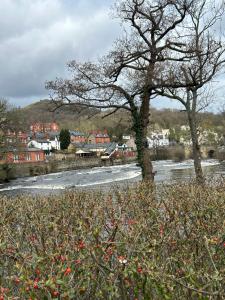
[0,158,100,182]
[0,156,138,183]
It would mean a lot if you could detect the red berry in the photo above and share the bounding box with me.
[52,291,59,297]
[33,283,38,289]
[78,241,85,250]
[64,267,72,275]
[35,269,41,275]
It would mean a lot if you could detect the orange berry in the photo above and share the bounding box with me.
[64,267,72,275]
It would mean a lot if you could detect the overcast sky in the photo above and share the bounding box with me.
[0,0,120,106]
[0,0,224,111]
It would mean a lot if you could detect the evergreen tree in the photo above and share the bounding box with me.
[59,129,70,150]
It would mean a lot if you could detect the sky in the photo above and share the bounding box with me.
[0,0,224,112]
[0,0,120,106]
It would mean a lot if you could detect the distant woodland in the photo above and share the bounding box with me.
[5,99,225,140]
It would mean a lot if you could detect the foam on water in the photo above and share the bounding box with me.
[0,160,222,194]
[0,184,66,192]
[74,170,141,187]
[163,159,220,169]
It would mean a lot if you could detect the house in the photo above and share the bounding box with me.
[88,130,110,144]
[4,130,29,145]
[69,130,86,143]
[30,122,59,133]
[147,129,170,148]
[124,136,137,151]
[74,142,117,157]
[28,140,52,153]
[179,126,222,146]
[74,142,135,159]
[0,147,45,164]
[28,132,60,152]
[76,149,94,158]
[122,135,131,141]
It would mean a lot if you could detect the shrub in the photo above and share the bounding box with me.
[0,182,224,299]
[171,147,185,162]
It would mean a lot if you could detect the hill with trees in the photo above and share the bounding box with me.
[5,99,225,142]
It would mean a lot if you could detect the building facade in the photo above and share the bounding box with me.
[88,130,110,144]
[30,122,59,133]
[147,129,170,148]
[69,131,86,143]
[0,148,45,164]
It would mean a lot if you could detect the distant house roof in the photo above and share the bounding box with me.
[89,130,109,138]
[29,131,59,139]
[0,146,43,153]
[95,134,109,138]
[69,130,86,137]
[72,142,117,153]
[47,131,60,138]
[105,142,117,154]
[76,149,91,154]
[27,148,44,152]
[32,140,51,144]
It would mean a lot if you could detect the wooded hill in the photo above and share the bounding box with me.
[12,100,225,139]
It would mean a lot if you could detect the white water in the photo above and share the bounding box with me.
[0,159,223,194]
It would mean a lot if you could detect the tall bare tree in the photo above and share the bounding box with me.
[158,0,225,183]
[47,0,197,181]
[0,98,8,133]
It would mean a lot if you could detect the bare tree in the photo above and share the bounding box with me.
[158,0,225,183]
[47,0,197,181]
[0,98,8,133]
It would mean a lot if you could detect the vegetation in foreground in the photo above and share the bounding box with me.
[0,182,224,299]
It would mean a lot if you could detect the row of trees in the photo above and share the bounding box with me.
[47,0,225,183]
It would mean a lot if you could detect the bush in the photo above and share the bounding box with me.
[171,147,185,162]
[150,146,186,161]
[0,182,224,299]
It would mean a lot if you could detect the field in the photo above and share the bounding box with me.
[0,182,224,299]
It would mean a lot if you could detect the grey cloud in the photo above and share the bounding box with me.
[0,0,119,103]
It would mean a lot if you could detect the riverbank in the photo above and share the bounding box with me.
[0,143,222,184]
[0,182,224,299]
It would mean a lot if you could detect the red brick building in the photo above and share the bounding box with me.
[0,148,45,164]
[88,130,110,144]
[30,122,59,133]
[5,130,29,145]
[69,131,86,143]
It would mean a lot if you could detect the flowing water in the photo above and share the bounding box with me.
[0,159,224,196]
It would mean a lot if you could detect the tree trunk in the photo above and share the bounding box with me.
[132,93,155,182]
[187,110,204,184]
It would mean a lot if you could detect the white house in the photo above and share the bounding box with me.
[28,136,60,153]
[28,140,52,152]
[124,136,137,151]
[147,129,170,148]
[49,136,60,150]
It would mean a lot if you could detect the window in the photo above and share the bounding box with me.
[26,154,31,161]
[13,154,19,162]
[36,153,40,161]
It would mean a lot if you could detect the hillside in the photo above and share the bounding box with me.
[10,99,225,139]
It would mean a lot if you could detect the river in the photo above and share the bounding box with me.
[0,159,224,197]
